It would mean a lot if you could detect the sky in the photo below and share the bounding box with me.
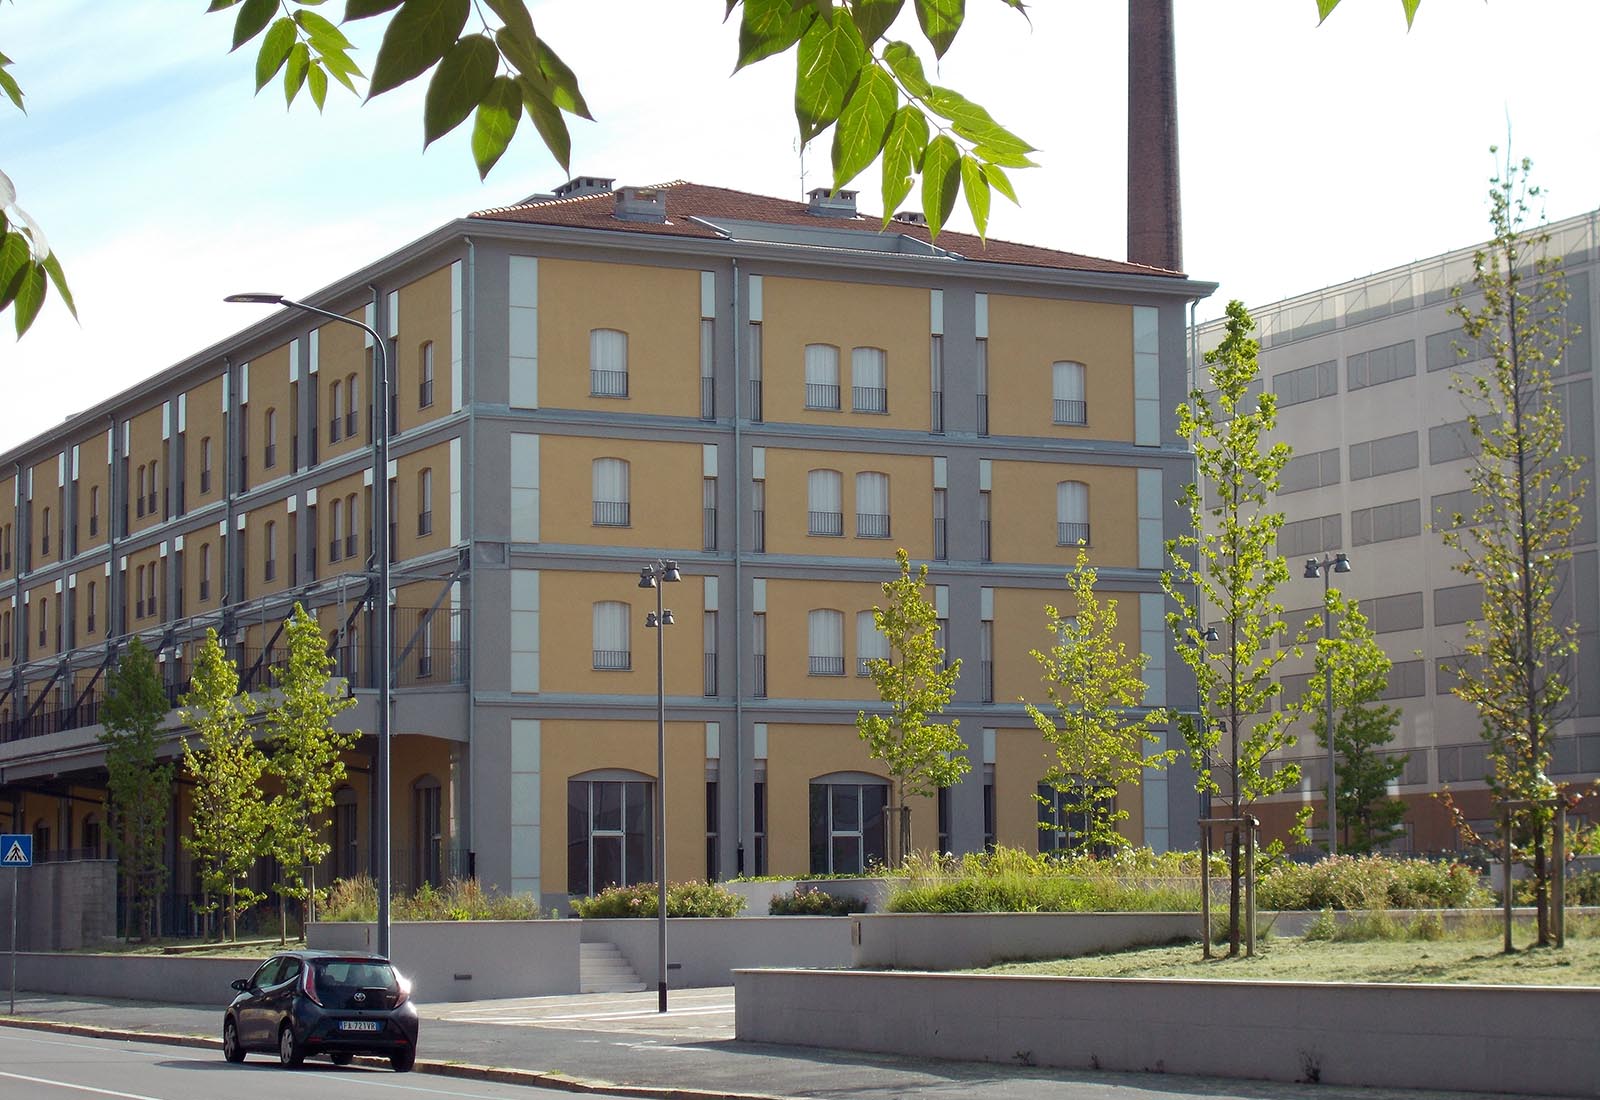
[3,0,1599,453]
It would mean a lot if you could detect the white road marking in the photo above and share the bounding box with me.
[452,1003,733,1024]
[0,1070,167,1100]
[0,1031,174,1059]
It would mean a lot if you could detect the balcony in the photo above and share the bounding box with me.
[592,649,631,671]
[1057,521,1091,547]
[807,511,844,537]
[590,368,629,398]
[808,655,844,676]
[700,377,715,420]
[593,500,631,528]
[851,386,888,414]
[419,377,435,408]
[804,382,840,411]
[1053,398,1088,426]
[703,652,717,697]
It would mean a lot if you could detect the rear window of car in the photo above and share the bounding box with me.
[312,959,399,992]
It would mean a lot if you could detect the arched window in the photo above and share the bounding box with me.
[346,373,360,441]
[264,408,278,467]
[588,328,629,397]
[806,469,843,536]
[38,596,48,648]
[1056,480,1090,546]
[147,460,158,516]
[855,472,890,538]
[850,346,888,413]
[1052,361,1087,425]
[591,458,630,527]
[329,380,343,442]
[345,493,359,558]
[418,341,436,407]
[807,609,844,676]
[567,770,653,896]
[135,465,146,517]
[264,520,277,582]
[200,437,213,494]
[808,772,888,874]
[592,601,631,670]
[856,609,887,676]
[89,486,101,536]
[417,467,433,536]
[803,344,841,410]
[329,498,344,562]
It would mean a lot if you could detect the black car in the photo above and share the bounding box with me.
[222,950,420,1071]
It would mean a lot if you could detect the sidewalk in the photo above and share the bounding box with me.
[0,988,1567,1100]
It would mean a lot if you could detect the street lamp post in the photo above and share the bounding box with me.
[638,560,680,1014]
[225,292,393,959]
[1303,553,1352,855]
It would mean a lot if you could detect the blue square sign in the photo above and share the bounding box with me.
[0,834,31,868]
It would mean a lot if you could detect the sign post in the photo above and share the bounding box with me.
[2,833,32,1015]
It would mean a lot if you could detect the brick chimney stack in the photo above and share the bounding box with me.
[1127,0,1182,272]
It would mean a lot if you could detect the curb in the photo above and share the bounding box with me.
[0,1018,787,1100]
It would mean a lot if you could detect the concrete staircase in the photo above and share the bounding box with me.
[580,941,646,993]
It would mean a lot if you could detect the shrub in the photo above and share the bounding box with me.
[769,887,867,916]
[1257,855,1489,912]
[316,875,548,922]
[569,881,746,919]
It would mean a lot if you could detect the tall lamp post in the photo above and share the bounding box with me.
[225,292,393,959]
[1303,553,1352,855]
[638,559,680,1014]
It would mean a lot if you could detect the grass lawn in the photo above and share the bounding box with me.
[979,934,1600,986]
[67,938,286,958]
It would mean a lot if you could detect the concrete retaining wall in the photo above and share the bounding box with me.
[853,911,1198,969]
[734,968,1600,1097]
[0,860,117,951]
[581,917,854,988]
[10,951,258,1005]
[307,920,581,1001]
[721,881,800,914]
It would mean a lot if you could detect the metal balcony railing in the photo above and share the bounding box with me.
[703,652,716,697]
[856,512,891,539]
[980,520,992,562]
[752,509,765,553]
[976,393,989,436]
[1057,521,1091,547]
[753,654,766,698]
[851,386,888,414]
[590,368,629,398]
[934,518,947,561]
[808,511,844,537]
[1053,399,1088,426]
[981,660,994,703]
[931,391,944,434]
[593,649,631,671]
[808,655,844,676]
[700,377,715,420]
[703,507,716,551]
[593,500,631,527]
[804,382,840,411]
[749,380,763,422]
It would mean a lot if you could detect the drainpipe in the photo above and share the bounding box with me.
[730,258,744,876]
[460,236,476,866]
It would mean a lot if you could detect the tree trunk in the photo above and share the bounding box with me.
[1535,821,1550,946]
[278,890,287,947]
[1227,827,1241,957]
[228,882,237,944]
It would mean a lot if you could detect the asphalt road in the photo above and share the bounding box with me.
[0,1027,587,1100]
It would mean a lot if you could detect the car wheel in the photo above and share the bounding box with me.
[277,1024,305,1068]
[330,1053,354,1066]
[223,1019,245,1064]
[390,1048,415,1073]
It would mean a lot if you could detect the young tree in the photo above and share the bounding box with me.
[1296,593,1407,854]
[1440,152,1586,948]
[1163,299,1301,956]
[264,604,358,943]
[99,638,174,942]
[180,628,268,942]
[1025,546,1174,851]
[856,549,967,864]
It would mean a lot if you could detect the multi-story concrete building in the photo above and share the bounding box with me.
[0,179,1212,920]
[1197,208,1600,851]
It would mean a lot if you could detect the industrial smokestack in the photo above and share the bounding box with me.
[1127,0,1182,272]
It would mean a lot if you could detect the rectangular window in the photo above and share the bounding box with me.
[417,467,434,537]
[751,479,765,553]
[702,477,717,552]
[1382,658,1427,700]
[699,319,715,420]
[419,341,436,408]
[1351,499,1422,546]
[752,612,767,698]
[703,610,717,697]
[1431,488,1477,532]
[1434,582,1483,626]
[1349,431,1419,480]
[747,322,763,422]
[855,471,891,539]
[1426,328,1491,372]
[1429,416,1494,464]
[753,779,768,874]
[807,609,845,676]
[807,470,843,537]
[1347,340,1417,391]
[705,779,719,881]
[975,338,989,436]
[589,328,629,397]
[1278,513,1342,559]
[979,489,992,562]
[856,609,887,675]
[851,347,888,414]
[1273,360,1338,407]
[1051,361,1087,425]
[933,487,947,561]
[1279,448,1341,494]
[592,459,631,528]
[1368,591,1424,634]
[930,335,944,434]
[592,601,631,670]
[979,621,994,702]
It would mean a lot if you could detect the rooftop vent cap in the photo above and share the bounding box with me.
[554,176,616,199]
[890,209,927,226]
[806,188,858,218]
[614,186,668,223]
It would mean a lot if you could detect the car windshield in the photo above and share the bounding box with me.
[312,959,399,994]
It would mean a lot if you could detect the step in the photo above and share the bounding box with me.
[580,941,646,994]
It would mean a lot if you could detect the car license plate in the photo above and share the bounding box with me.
[340,1021,381,1032]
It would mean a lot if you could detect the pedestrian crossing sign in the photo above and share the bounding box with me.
[0,834,30,868]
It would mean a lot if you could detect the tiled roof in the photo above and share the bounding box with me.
[470,181,1184,279]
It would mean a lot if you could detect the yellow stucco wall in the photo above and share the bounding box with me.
[762,449,933,559]
[987,295,1135,442]
[989,461,1137,567]
[538,436,703,550]
[540,571,711,696]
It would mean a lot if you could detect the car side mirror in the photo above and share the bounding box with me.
[230,979,251,992]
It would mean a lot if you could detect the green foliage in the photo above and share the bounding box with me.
[1296,592,1408,853]
[1316,0,1422,28]
[856,548,967,863]
[1441,151,1587,948]
[0,168,76,339]
[1026,545,1174,852]
[180,629,269,941]
[887,844,1205,913]
[319,874,551,921]
[568,881,747,918]
[263,604,359,932]
[768,887,868,916]
[100,638,175,941]
[1255,855,1488,912]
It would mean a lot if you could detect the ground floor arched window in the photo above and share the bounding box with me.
[808,774,888,875]
[567,772,653,897]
